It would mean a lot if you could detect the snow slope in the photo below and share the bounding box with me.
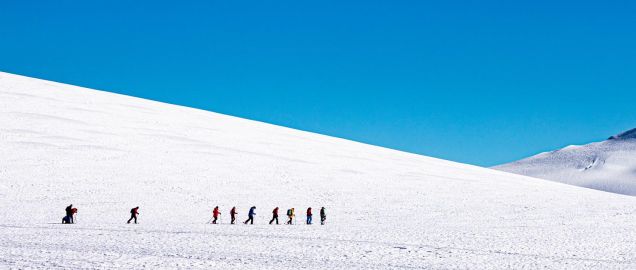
[494,130,636,196]
[0,71,635,269]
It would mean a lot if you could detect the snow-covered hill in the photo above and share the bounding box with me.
[494,129,636,196]
[0,72,635,269]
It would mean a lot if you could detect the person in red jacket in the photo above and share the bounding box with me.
[230,207,237,224]
[269,207,279,225]
[306,207,313,225]
[127,207,139,224]
[71,208,78,223]
[212,206,221,224]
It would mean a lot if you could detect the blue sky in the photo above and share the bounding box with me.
[1,1,635,166]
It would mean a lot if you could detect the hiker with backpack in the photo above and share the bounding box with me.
[230,207,238,224]
[244,206,256,224]
[63,204,74,224]
[127,206,140,224]
[269,207,279,225]
[212,206,221,224]
[306,207,313,225]
[286,208,295,225]
[320,207,326,225]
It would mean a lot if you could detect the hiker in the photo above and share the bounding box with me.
[230,207,238,224]
[127,206,140,224]
[63,204,74,224]
[212,206,221,224]
[269,207,279,225]
[244,206,256,224]
[286,208,295,225]
[71,207,78,223]
[306,207,313,225]
[320,207,326,225]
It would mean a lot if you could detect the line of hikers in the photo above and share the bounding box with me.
[62,205,326,225]
[214,206,326,225]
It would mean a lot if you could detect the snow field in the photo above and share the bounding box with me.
[0,72,635,269]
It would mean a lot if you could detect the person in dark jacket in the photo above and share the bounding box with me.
[127,207,140,224]
[212,206,221,224]
[269,207,279,225]
[230,207,238,224]
[63,204,74,224]
[306,207,313,225]
[320,207,326,225]
[244,206,256,224]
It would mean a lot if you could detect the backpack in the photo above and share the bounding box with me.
[287,209,292,216]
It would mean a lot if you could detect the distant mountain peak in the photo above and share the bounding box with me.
[608,128,636,140]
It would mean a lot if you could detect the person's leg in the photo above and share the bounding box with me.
[128,215,133,224]
[269,217,274,224]
[134,216,137,224]
[275,216,279,224]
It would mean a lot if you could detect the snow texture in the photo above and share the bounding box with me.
[0,71,635,269]
[495,130,636,196]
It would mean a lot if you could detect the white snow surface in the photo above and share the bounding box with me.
[494,132,636,196]
[0,71,635,269]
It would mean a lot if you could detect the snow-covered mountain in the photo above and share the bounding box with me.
[1,71,635,269]
[494,129,636,196]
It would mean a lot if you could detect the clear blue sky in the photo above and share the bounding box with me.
[1,1,635,166]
